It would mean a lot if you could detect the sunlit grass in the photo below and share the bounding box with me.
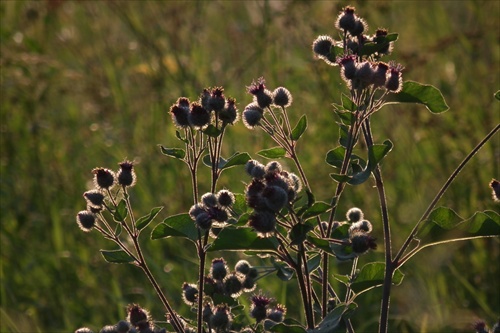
[1,1,498,332]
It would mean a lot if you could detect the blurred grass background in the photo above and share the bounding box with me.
[1,0,499,332]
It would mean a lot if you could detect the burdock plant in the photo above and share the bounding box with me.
[75,5,499,333]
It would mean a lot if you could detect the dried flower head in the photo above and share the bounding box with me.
[335,6,357,32]
[385,61,404,93]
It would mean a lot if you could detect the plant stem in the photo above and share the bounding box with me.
[361,119,393,333]
[394,123,500,264]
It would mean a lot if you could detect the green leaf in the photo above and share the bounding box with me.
[310,303,349,332]
[330,173,353,183]
[494,90,500,101]
[338,123,352,148]
[257,147,287,159]
[427,206,462,230]
[341,94,356,112]
[421,208,500,238]
[100,249,135,264]
[113,199,128,222]
[264,320,307,333]
[350,262,404,294]
[151,214,198,242]
[307,235,334,254]
[136,206,163,231]
[202,154,227,169]
[383,81,449,113]
[359,33,399,56]
[220,152,251,170]
[302,202,331,219]
[325,146,346,168]
[202,124,222,137]
[159,145,186,159]
[307,254,322,273]
[459,210,500,236]
[349,140,393,185]
[175,130,188,143]
[290,115,308,141]
[272,258,294,281]
[289,221,315,245]
[208,227,279,252]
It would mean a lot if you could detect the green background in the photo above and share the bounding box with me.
[1,1,499,332]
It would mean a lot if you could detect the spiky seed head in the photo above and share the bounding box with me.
[272,87,293,108]
[201,193,218,208]
[210,258,228,281]
[223,273,244,297]
[76,211,96,232]
[242,102,264,129]
[188,102,211,129]
[235,260,251,275]
[267,304,287,323]
[210,304,232,330]
[219,97,239,125]
[248,211,276,237]
[247,77,273,108]
[182,282,198,306]
[346,207,364,222]
[335,6,357,32]
[117,160,136,187]
[170,97,191,128]
[127,304,151,331]
[217,190,235,207]
[92,168,115,190]
[83,190,105,210]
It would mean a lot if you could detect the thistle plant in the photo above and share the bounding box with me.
[74,5,500,333]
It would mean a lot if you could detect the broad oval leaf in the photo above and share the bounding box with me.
[302,202,331,219]
[136,206,163,231]
[151,213,198,242]
[257,147,287,159]
[460,210,500,236]
[310,303,351,332]
[100,249,135,264]
[221,152,251,170]
[307,235,334,254]
[350,262,404,294]
[159,145,186,159]
[325,146,346,168]
[208,227,279,252]
[383,80,449,113]
[291,115,308,141]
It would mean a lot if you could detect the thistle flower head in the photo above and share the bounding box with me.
[335,6,357,32]
[272,87,293,108]
[248,211,276,237]
[170,97,191,128]
[267,304,287,323]
[188,102,211,129]
[181,282,198,306]
[76,210,96,232]
[210,304,232,330]
[117,160,136,187]
[385,61,404,93]
[92,168,115,190]
[247,77,273,108]
[83,190,105,210]
[126,304,151,331]
[312,35,336,65]
[242,102,264,129]
[219,97,239,125]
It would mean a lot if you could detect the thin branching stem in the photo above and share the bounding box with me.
[394,123,500,264]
